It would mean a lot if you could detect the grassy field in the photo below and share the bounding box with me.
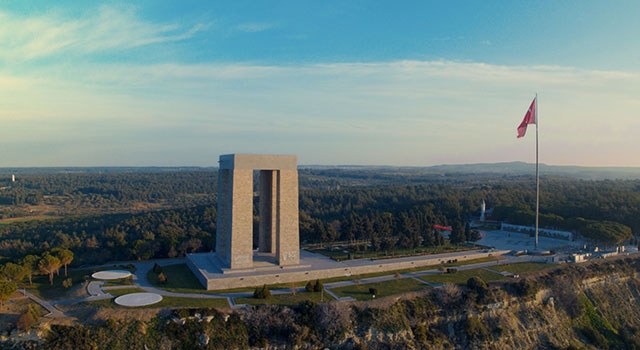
[316,256,501,285]
[153,296,229,309]
[418,268,507,285]
[331,277,429,301]
[103,277,134,287]
[235,289,334,306]
[147,264,208,292]
[105,287,145,297]
[311,243,480,261]
[0,215,60,224]
[25,265,136,299]
[494,262,556,275]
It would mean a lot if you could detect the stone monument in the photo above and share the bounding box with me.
[216,154,300,269]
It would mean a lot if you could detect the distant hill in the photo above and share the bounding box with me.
[2,162,639,180]
[0,167,215,175]
[427,161,640,180]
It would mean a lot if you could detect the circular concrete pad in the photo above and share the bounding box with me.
[91,270,132,280]
[115,293,163,307]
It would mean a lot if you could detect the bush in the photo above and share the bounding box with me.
[305,281,315,293]
[313,280,323,293]
[157,272,167,284]
[62,278,73,289]
[27,304,40,322]
[17,312,36,331]
[464,316,489,342]
[253,285,271,299]
[16,304,41,331]
[516,278,539,297]
[153,263,163,274]
[369,288,378,295]
[466,276,488,292]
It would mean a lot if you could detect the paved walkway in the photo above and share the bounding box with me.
[21,289,65,318]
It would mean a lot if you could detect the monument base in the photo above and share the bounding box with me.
[186,249,508,291]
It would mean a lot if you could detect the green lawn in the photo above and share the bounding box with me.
[494,262,555,275]
[25,265,137,299]
[315,256,501,285]
[147,264,208,292]
[235,290,334,306]
[27,269,95,299]
[103,277,134,287]
[154,296,229,309]
[106,287,145,297]
[331,277,429,301]
[418,268,506,285]
[310,243,480,261]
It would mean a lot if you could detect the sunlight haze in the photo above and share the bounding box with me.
[1,1,638,167]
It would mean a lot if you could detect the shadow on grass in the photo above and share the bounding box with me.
[234,290,334,306]
[331,278,428,301]
[418,268,506,285]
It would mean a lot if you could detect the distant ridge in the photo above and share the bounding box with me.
[0,166,216,175]
[427,161,640,180]
[2,163,639,180]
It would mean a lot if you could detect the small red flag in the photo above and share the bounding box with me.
[517,97,536,138]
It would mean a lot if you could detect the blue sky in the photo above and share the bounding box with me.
[1,1,639,167]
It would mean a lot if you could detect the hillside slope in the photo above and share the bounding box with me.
[5,257,640,349]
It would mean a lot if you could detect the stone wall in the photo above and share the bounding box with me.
[188,250,509,291]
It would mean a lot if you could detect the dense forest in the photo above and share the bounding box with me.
[0,168,638,267]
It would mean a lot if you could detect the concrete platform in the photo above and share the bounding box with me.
[115,292,163,307]
[187,249,507,290]
[91,270,132,280]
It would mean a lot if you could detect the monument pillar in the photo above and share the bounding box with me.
[216,154,300,269]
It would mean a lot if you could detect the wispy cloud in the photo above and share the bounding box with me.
[0,5,208,60]
[235,22,274,33]
[2,60,639,166]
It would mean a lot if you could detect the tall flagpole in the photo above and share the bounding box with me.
[535,93,539,251]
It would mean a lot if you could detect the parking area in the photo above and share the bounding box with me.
[477,230,582,253]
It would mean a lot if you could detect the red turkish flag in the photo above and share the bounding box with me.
[517,97,536,138]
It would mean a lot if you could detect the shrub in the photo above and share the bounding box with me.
[313,280,323,293]
[305,281,314,293]
[369,288,378,296]
[153,263,163,274]
[253,285,271,299]
[516,278,539,297]
[17,312,36,331]
[157,272,167,284]
[62,278,73,289]
[434,283,464,309]
[464,315,489,342]
[27,304,40,322]
[466,276,488,292]
[316,302,353,342]
[467,276,492,304]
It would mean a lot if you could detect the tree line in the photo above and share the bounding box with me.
[0,170,638,270]
[0,247,74,309]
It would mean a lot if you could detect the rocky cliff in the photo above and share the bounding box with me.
[5,257,640,349]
